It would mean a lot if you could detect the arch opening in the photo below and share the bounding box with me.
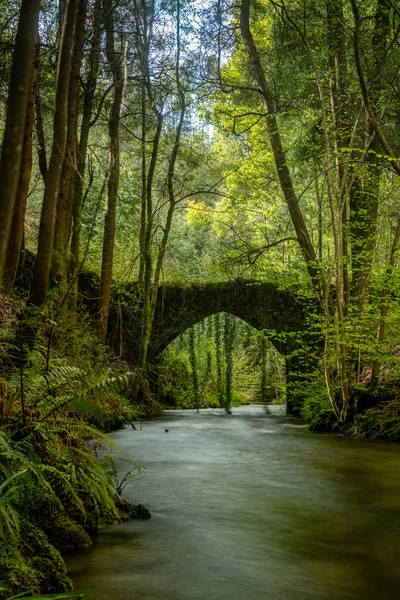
[155,312,286,410]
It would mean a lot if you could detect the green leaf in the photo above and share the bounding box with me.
[0,470,28,495]
[68,399,103,424]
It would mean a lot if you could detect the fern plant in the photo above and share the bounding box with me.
[0,471,25,543]
[0,346,134,431]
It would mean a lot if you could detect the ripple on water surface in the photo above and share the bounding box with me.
[67,405,400,600]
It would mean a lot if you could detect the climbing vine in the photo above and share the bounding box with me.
[189,325,200,410]
[259,334,267,403]
[205,317,213,381]
[214,313,224,407]
[224,313,236,413]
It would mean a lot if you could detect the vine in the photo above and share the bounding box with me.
[224,313,235,413]
[214,313,224,407]
[259,333,267,403]
[188,325,200,410]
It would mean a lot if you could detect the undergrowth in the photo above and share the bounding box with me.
[350,400,400,441]
[0,298,150,599]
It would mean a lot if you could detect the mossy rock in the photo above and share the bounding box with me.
[118,499,151,520]
[0,545,40,600]
[25,489,92,552]
[20,519,73,595]
[49,515,92,552]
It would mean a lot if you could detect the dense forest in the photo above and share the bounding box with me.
[1,0,400,596]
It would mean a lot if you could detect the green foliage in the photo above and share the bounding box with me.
[301,383,334,432]
[0,301,148,598]
[157,314,285,410]
[188,326,200,410]
[214,314,224,406]
[350,401,400,441]
[224,313,235,412]
[0,471,24,543]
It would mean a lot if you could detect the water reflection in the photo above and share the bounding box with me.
[67,406,400,599]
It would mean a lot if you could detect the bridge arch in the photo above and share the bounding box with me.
[146,281,307,358]
[80,275,314,414]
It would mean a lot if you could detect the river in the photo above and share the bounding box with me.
[67,405,400,599]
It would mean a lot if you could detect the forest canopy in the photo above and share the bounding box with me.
[1,0,400,423]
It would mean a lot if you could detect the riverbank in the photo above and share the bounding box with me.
[0,296,153,599]
[0,390,151,599]
[306,398,400,441]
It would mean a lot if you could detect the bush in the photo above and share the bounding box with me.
[350,400,400,440]
[300,379,333,431]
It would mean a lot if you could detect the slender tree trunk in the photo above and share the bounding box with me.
[138,82,147,285]
[350,0,390,306]
[29,0,79,306]
[138,113,162,360]
[138,103,184,368]
[134,0,184,394]
[3,55,38,293]
[98,0,123,341]
[69,0,102,307]
[53,0,87,284]
[316,173,323,262]
[35,59,48,183]
[0,0,41,287]
[350,0,400,175]
[148,99,185,325]
[134,0,165,380]
[239,0,325,306]
[326,0,351,310]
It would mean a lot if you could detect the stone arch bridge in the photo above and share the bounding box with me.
[80,276,316,414]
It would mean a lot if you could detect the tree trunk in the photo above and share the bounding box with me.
[69,0,102,307]
[35,58,48,183]
[138,82,147,285]
[131,0,185,399]
[29,0,79,306]
[53,0,87,284]
[0,0,41,287]
[98,0,123,342]
[326,0,351,310]
[3,55,38,293]
[350,0,391,306]
[239,0,325,306]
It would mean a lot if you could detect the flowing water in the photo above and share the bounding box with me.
[67,406,400,599]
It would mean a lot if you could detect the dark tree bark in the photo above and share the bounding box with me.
[69,0,102,306]
[3,56,38,293]
[29,0,79,306]
[52,0,88,284]
[35,59,48,183]
[326,0,350,309]
[98,0,123,341]
[0,0,41,287]
[350,0,392,305]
